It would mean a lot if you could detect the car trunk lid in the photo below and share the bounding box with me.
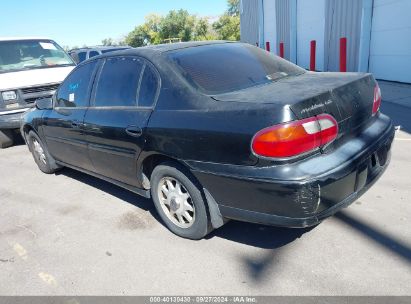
[212,72,377,149]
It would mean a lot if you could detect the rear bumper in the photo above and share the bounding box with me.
[0,109,28,129]
[217,151,390,227]
[188,113,395,227]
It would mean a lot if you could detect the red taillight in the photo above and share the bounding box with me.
[372,84,382,115]
[251,114,338,158]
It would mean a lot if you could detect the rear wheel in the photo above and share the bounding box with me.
[150,162,211,239]
[27,131,61,174]
[0,129,14,148]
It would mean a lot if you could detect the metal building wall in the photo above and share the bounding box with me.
[240,0,260,46]
[275,0,291,60]
[324,0,362,72]
[296,0,326,71]
[263,0,277,54]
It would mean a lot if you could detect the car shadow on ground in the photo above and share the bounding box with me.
[58,167,317,281]
[207,220,315,249]
[381,101,411,134]
[57,168,411,283]
[57,168,162,223]
[57,167,316,249]
[335,211,411,264]
[209,221,317,281]
[238,210,411,282]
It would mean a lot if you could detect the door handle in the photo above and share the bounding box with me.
[125,125,142,137]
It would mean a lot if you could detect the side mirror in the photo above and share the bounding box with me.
[35,97,53,110]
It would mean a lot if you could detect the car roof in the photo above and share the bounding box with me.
[75,41,240,70]
[96,40,235,58]
[0,36,53,42]
[69,46,130,52]
[141,40,234,53]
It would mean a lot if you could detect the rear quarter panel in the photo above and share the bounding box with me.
[145,94,296,166]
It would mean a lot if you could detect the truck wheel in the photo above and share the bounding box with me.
[150,162,212,239]
[27,131,61,174]
[0,129,14,148]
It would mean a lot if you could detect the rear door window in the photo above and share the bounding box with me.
[138,64,158,107]
[167,43,305,95]
[94,57,143,107]
[56,60,97,107]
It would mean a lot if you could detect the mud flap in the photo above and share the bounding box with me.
[203,188,225,229]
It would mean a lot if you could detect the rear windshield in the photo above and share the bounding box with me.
[167,43,305,95]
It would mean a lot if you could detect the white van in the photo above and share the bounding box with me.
[0,37,75,148]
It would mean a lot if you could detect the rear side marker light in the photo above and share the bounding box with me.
[372,84,382,115]
[252,114,338,159]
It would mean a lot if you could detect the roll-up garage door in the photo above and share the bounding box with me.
[369,0,411,83]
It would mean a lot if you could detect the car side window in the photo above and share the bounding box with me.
[138,64,158,107]
[78,52,87,62]
[55,60,97,108]
[94,57,143,107]
[89,50,99,58]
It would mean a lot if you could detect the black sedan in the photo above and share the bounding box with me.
[21,41,394,239]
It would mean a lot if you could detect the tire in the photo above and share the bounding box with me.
[150,162,212,239]
[27,131,61,174]
[0,129,14,148]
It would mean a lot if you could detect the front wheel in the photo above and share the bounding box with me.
[27,131,61,174]
[150,162,211,239]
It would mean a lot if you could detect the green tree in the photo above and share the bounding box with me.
[159,9,195,42]
[125,0,240,46]
[212,0,240,41]
[193,17,217,41]
[125,25,150,47]
[126,14,162,47]
[213,14,240,41]
[101,38,114,46]
[227,0,240,16]
[142,14,163,44]
[195,17,208,39]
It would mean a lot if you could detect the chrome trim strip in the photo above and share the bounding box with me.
[0,108,28,115]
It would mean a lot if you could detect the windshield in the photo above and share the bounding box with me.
[0,39,75,73]
[167,43,305,95]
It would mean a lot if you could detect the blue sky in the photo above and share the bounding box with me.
[1,0,228,47]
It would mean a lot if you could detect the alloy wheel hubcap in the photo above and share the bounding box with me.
[157,177,195,228]
[33,139,46,165]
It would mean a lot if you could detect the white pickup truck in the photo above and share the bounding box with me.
[0,37,75,148]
